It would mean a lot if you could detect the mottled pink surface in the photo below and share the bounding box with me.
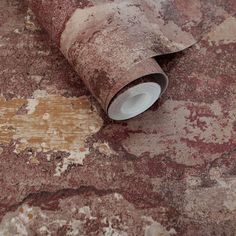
[0,0,235,235]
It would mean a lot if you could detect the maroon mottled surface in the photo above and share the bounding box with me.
[28,0,234,112]
[0,0,236,235]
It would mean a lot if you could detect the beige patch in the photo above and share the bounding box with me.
[185,177,236,222]
[207,16,236,45]
[121,100,235,165]
[60,3,114,57]
[143,217,176,236]
[26,99,39,114]
[114,193,124,201]
[78,206,96,220]
[93,142,117,156]
[0,92,103,175]
[30,75,43,83]
[103,220,128,236]
[29,156,40,165]
[0,205,34,235]
[0,204,65,236]
[25,8,41,32]
[185,176,202,188]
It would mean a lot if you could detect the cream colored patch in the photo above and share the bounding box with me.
[60,3,115,57]
[25,8,41,32]
[0,204,67,236]
[14,29,20,34]
[93,142,117,156]
[78,206,96,220]
[103,220,128,236]
[223,191,236,211]
[26,99,39,114]
[68,219,83,236]
[0,147,3,155]
[30,75,43,83]
[0,205,34,235]
[185,177,236,222]
[207,16,236,45]
[143,217,176,236]
[0,92,103,175]
[185,176,202,188]
[29,155,40,165]
[159,20,195,49]
[79,206,91,216]
[114,193,124,201]
[209,167,222,181]
[121,100,235,165]
[39,226,51,235]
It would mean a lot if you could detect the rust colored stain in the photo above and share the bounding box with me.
[0,92,103,175]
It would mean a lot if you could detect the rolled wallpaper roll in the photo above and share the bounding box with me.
[28,0,229,120]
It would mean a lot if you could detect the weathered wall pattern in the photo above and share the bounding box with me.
[0,91,103,176]
[0,0,235,235]
[28,0,233,114]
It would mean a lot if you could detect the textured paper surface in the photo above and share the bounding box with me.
[28,0,232,116]
[0,0,236,234]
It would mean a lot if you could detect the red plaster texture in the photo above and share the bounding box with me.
[28,0,233,113]
[0,0,236,235]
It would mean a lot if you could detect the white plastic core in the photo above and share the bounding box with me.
[108,82,161,120]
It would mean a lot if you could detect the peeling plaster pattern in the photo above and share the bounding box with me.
[0,0,236,235]
[0,194,170,236]
[207,16,236,45]
[122,100,235,165]
[0,92,103,175]
[29,0,233,112]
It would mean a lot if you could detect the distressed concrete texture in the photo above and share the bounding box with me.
[0,0,236,235]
